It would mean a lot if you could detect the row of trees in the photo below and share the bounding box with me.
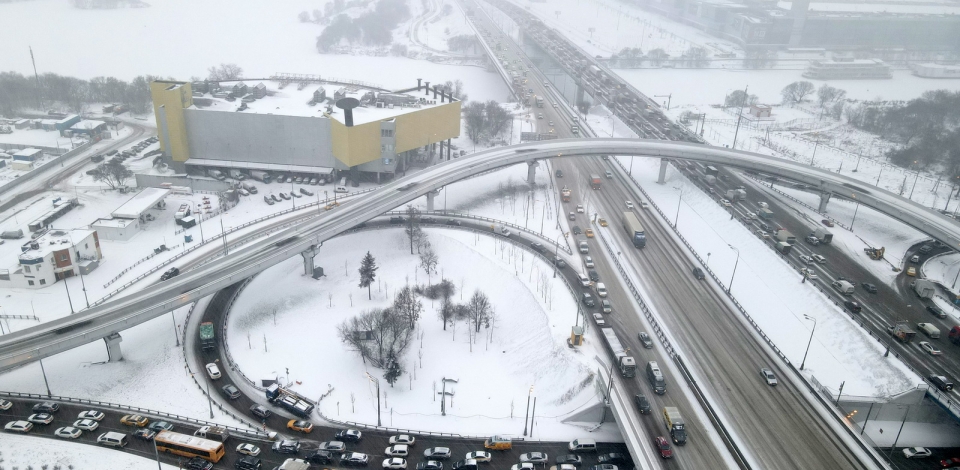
[463,100,512,144]
[447,35,479,53]
[316,0,409,51]
[0,71,158,116]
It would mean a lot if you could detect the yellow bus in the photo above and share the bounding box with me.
[155,430,225,463]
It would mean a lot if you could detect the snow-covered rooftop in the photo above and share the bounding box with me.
[111,187,170,219]
[92,217,137,228]
[70,120,105,131]
[19,229,94,261]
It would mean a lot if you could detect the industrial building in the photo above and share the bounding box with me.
[150,76,461,183]
[3,229,103,288]
[12,148,42,171]
[91,187,169,241]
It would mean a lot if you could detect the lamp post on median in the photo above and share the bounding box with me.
[553,232,566,278]
[673,186,682,227]
[366,372,381,426]
[523,385,534,436]
[800,314,817,371]
[727,244,739,294]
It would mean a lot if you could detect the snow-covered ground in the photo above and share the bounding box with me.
[0,127,77,148]
[0,433,178,469]
[226,228,617,441]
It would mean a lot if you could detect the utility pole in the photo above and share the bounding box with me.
[731,85,748,150]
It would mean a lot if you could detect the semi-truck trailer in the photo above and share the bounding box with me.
[663,407,687,445]
[265,383,315,417]
[590,174,601,189]
[249,170,272,184]
[199,322,216,351]
[724,189,746,201]
[813,227,833,244]
[622,212,647,248]
[599,327,636,377]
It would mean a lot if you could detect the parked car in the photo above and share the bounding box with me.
[417,462,443,470]
[337,429,363,442]
[596,454,627,465]
[554,455,582,467]
[27,413,54,425]
[306,450,335,464]
[465,452,491,462]
[4,420,33,433]
[78,410,105,421]
[390,434,416,446]
[32,402,60,414]
[55,426,82,439]
[0,399,11,411]
[342,453,370,466]
[519,452,548,465]
[383,458,407,470]
[902,447,931,459]
[424,448,452,459]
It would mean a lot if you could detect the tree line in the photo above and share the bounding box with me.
[0,71,159,116]
[463,101,512,144]
[316,0,410,52]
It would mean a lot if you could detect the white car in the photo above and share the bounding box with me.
[466,451,492,462]
[78,410,105,421]
[386,445,409,456]
[720,199,732,207]
[4,420,33,433]
[55,426,82,439]
[592,313,605,326]
[237,443,261,456]
[811,254,826,264]
[576,204,584,213]
[760,368,778,386]
[798,255,813,264]
[919,341,942,356]
[73,419,99,431]
[390,434,416,446]
[206,363,221,379]
[424,447,452,459]
[625,201,634,209]
[28,413,54,425]
[747,212,758,220]
[799,267,818,280]
[902,447,932,459]
[0,399,11,411]
[383,458,407,470]
[640,201,650,209]
[512,464,536,470]
[548,121,554,126]
[584,256,594,268]
[319,441,347,452]
[758,201,769,209]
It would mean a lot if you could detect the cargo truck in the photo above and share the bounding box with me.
[663,407,687,445]
[561,187,571,202]
[912,279,935,299]
[199,322,216,351]
[228,169,246,180]
[622,212,647,248]
[536,96,544,108]
[207,169,226,181]
[265,383,315,417]
[888,321,917,343]
[704,175,717,185]
[599,328,637,377]
[775,229,796,244]
[704,165,719,177]
[775,242,792,255]
[590,174,601,190]
[241,182,258,194]
[249,170,272,184]
[724,189,746,201]
[758,208,774,219]
[813,227,833,244]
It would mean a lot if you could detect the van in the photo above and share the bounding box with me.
[646,361,666,395]
[568,438,597,452]
[596,283,607,298]
[918,323,941,339]
[97,431,129,448]
[578,273,592,287]
[334,186,349,194]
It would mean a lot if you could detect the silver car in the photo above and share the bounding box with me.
[760,368,778,386]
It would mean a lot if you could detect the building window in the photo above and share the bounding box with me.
[28,280,34,286]
[381,144,394,154]
[24,265,31,273]
[381,129,394,138]
[60,254,69,262]
[85,243,89,248]
[39,279,46,285]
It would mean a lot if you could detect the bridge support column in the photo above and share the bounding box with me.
[301,244,320,276]
[818,192,832,212]
[657,158,669,184]
[426,189,441,212]
[103,332,123,362]
[575,85,585,107]
[527,160,539,185]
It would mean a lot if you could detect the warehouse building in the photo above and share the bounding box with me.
[150,77,461,183]
[92,187,169,241]
[12,148,42,171]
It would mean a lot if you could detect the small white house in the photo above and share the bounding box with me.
[11,229,102,288]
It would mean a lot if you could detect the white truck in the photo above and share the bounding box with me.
[249,170,272,183]
[912,279,936,299]
[241,182,258,194]
[278,459,311,470]
[724,189,746,201]
[228,169,246,180]
[207,169,226,181]
[917,322,941,339]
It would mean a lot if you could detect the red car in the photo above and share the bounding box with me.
[941,457,960,468]
[821,219,835,227]
[654,437,672,459]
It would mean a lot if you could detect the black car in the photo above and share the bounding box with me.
[861,282,878,294]
[445,219,461,226]
[555,169,563,178]
[553,256,567,269]
[555,455,582,467]
[634,394,651,414]
[581,293,596,307]
[222,384,241,399]
[184,457,214,470]
[844,301,862,313]
[597,453,629,466]
[390,217,406,225]
[160,267,180,281]
[235,456,262,470]
[927,305,947,319]
[250,404,272,419]
[920,245,933,254]
[572,226,582,235]
[637,332,653,349]
[32,402,59,413]
[336,429,363,442]
[531,242,545,253]
[588,270,599,282]
[418,461,444,470]
[930,375,954,392]
[272,439,301,454]
[133,428,156,440]
[421,217,437,224]
[306,450,336,464]
[692,267,705,280]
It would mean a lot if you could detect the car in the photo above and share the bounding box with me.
[640,201,650,209]
[601,299,612,314]
[548,120,555,126]
[390,434,416,446]
[799,267,818,280]
[588,270,599,282]
[844,300,862,313]
[584,256,594,268]
[4,420,33,433]
[920,341,943,356]
[383,458,407,470]
[927,305,947,318]
[28,413,54,425]
[581,293,596,307]
[279,192,290,200]
[342,452,370,466]
[861,282,878,293]
[271,194,281,202]
[537,114,543,119]
[282,419,312,434]
[206,363,221,379]
[183,457,214,470]
[584,228,595,238]
[596,454,627,465]
[942,457,960,468]
[572,226,582,235]
[306,449,335,464]
[78,410,104,421]
[903,447,932,459]
[222,384,241,399]
[235,456,263,470]
[638,332,653,349]
[337,429,363,442]
[720,199,732,207]
[592,313,605,326]
[445,219,461,226]
[920,245,933,254]
[811,254,826,264]
[500,227,512,237]
[0,399,11,411]
[133,428,156,440]
[654,437,672,458]
[519,452,548,465]
[424,447,452,459]
[568,212,576,221]
[250,404,272,419]
[273,439,301,455]
[799,254,813,264]
[386,445,409,456]
[511,464,536,470]
[760,368,778,386]
[553,256,567,269]
[318,441,347,452]
[805,236,820,245]
[907,266,917,277]
[160,267,181,281]
[74,419,99,431]
[55,426,82,439]
[466,452,491,462]
[576,204,584,213]
[121,414,149,427]
[930,375,954,392]
[554,455,582,467]
[555,170,563,178]
[589,465,616,470]
[598,218,608,227]
[418,461,444,470]
[625,201,633,209]
[758,201,769,209]
[692,267,705,280]
[32,402,60,413]
[148,420,173,432]
[531,242,545,253]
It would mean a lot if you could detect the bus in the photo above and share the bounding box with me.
[155,431,225,463]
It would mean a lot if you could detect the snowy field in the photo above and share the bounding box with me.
[226,229,618,440]
[0,433,178,469]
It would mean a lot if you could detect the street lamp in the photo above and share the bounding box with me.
[810,138,820,167]
[727,244,739,294]
[523,385,534,436]
[672,186,682,227]
[553,232,566,278]
[365,372,381,426]
[800,314,817,371]
[850,194,860,230]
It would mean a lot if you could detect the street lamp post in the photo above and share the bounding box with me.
[800,314,817,370]
[851,198,860,231]
[39,357,52,397]
[727,245,739,294]
[523,385,533,436]
[673,187,682,227]
[366,372,382,426]
[810,138,820,167]
[553,232,566,278]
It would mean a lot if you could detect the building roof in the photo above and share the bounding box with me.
[191,80,454,126]
[186,158,334,175]
[13,148,41,158]
[70,120,106,131]
[111,187,170,219]
[19,229,95,262]
[92,217,137,228]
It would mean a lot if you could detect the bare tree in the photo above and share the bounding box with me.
[207,63,244,81]
[405,205,424,254]
[91,160,133,190]
[393,286,423,327]
[467,290,494,332]
[337,307,413,367]
[419,242,439,283]
[780,81,816,104]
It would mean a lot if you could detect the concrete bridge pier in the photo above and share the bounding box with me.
[657,158,669,184]
[103,333,123,362]
[426,189,441,211]
[818,192,832,212]
[575,84,585,107]
[527,160,539,185]
[301,244,320,276]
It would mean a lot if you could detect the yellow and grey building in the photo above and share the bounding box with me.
[150,79,461,181]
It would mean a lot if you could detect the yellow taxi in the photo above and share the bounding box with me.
[120,415,149,427]
[585,229,595,238]
[287,420,314,434]
[907,266,917,277]
[598,218,608,227]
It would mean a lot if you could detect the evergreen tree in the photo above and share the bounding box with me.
[358,251,378,300]
[384,352,403,387]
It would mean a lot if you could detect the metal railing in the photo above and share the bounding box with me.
[102,244,183,288]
